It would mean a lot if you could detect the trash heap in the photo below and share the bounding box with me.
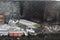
[0,19,60,37]
[0,19,42,37]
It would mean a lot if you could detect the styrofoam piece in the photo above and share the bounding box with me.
[19,19,37,25]
[0,24,10,31]
[0,32,8,36]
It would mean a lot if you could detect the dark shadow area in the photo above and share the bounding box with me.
[20,1,60,24]
[20,1,46,23]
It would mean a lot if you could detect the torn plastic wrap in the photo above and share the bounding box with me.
[8,19,19,27]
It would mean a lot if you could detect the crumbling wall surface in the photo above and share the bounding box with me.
[45,1,60,22]
[0,1,20,23]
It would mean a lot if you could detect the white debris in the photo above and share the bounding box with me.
[20,19,37,26]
